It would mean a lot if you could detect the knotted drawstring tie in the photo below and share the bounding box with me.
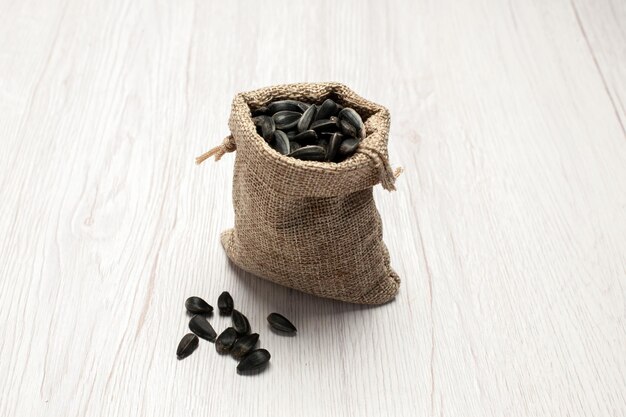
[195,135,236,164]
[355,144,403,191]
[196,135,402,191]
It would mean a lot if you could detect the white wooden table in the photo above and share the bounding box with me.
[1,0,625,416]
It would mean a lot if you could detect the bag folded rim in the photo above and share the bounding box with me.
[228,82,393,197]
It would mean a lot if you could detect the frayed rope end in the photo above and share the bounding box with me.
[195,135,236,164]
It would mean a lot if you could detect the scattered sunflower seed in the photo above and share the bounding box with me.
[231,333,260,359]
[185,296,213,315]
[176,333,199,359]
[217,291,234,315]
[189,315,217,342]
[232,309,251,335]
[216,327,238,354]
[267,313,297,333]
[237,349,271,374]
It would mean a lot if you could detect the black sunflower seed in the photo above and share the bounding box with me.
[339,119,357,137]
[310,118,339,133]
[251,106,268,117]
[267,100,309,114]
[293,129,318,144]
[273,111,301,130]
[338,108,365,139]
[267,312,297,333]
[288,145,326,161]
[237,349,271,374]
[215,327,238,354]
[316,99,338,121]
[252,115,275,142]
[189,315,217,342]
[217,291,234,315]
[176,333,199,359]
[232,309,251,335]
[272,130,290,155]
[297,104,317,132]
[231,333,260,360]
[326,132,343,162]
[185,296,213,315]
[338,137,360,156]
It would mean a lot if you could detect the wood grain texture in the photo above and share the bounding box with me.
[0,0,624,416]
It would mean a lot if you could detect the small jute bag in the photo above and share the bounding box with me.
[197,82,401,304]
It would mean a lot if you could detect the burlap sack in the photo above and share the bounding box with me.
[197,82,401,304]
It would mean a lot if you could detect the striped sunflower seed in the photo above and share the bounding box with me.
[189,315,217,342]
[339,119,357,138]
[216,327,238,354]
[338,108,365,139]
[232,309,251,335]
[293,130,317,144]
[217,291,234,315]
[176,333,199,359]
[273,111,301,130]
[267,312,297,333]
[316,98,338,121]
[288,145,326,161]
[326,132,343,162]
[231,333,259,359]
[237,349,271,374]
[297,104,317,132]
[272,130,290,155]
[310,118,339,133]
[338,137,360,156]
[185,296,213,315]
[267,100,309,114]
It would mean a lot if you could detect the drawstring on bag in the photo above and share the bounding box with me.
[196,134,402,191]
[195,135,236,164]
[355,144,403,191]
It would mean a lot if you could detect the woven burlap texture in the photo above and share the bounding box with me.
[216,82,400,304]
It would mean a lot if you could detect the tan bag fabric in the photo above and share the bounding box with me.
[198,82,401,304]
